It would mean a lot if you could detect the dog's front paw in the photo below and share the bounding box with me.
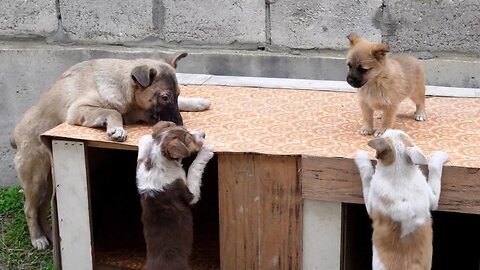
[31,236,49,250]
[359,126,374,136]
[178,97,211,112]
[415,114,426,121]
[430,151,449,166]
[374,128,386,137]
[355,150,371,162]
[197,145,214,162]
[107,127,128,141]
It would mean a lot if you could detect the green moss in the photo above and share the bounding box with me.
[0,186,54,269]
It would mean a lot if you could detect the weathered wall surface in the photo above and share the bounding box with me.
[0,0,479,186]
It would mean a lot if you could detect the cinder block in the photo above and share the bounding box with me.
[59,0,156,43]
[0,0,57,36]
[382,0,480,53]
[270,0,382,49]
[161,0,265,44]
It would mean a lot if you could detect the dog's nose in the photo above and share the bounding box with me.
[161,93,169,102]
[198,131,205,139]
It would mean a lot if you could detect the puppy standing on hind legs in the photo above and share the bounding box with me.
[346,33,427,137]
[354,129,448,270]
[136,121,214,270]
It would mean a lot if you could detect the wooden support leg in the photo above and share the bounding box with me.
[51,140,93,270]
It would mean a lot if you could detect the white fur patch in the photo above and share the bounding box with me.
[355,129,446,238]
[178,96,211,112]
[136,135,186,194]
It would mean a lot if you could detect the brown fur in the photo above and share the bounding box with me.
[139,121,207,270]
[346,33,426,136]
[141,179,194,270]
[368,137,396,165]
[11,53,190,249]
[371,210,433,270]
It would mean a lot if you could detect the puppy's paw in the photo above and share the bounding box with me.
[359,126,374,136]
[415,114,426,121]
[197,145,214,162]
[178,97,211,112]
[430,151,449,167]
[355,150,371,162]
[374,128,386,137]
[107,127,128,141]
[31,236,49,250]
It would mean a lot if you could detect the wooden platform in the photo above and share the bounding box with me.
[44,85,480,214]
[43,84,480,270]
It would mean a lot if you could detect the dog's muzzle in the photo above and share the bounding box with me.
[149,103,183,126]
[346,76,365,88]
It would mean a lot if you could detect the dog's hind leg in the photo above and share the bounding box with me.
[186,145,214,204]
[38,170,53,242]
[16,153,52,249]
[427,151,449,210]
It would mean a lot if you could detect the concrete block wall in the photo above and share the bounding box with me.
[0,0,479,186]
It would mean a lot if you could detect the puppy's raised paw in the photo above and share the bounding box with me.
[359,126,374,136]
[430,151,449,166]
[178,97,211,112]
[197,145,214,161]
[355,150,371,162]
[107,127,128,141]
[32,236,49,250]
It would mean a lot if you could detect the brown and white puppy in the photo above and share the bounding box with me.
[136,121,214,270]
[354,129,448,270]
[11,53,211,249]
[346,33,426,137]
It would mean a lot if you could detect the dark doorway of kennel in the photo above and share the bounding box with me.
[87,147,220,270]
[341,203,480,270]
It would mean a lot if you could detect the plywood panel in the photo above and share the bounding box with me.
[218,153,302,270]
[218,153,260,270]
[302,156,480,215]
[52,140,93,270]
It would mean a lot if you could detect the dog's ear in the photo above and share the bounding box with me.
[368,138,395,164]
[152,121,176,139]
[166,52,188,69]
[372,43,390,60]
[131,65,157,88]
[165,138,190,160]
[405,146,428,165]
[347,33,361,47]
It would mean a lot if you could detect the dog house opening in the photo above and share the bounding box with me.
[342,203,480,270]
[87,147,220,270]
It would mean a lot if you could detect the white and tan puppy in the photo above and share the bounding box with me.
[136,121,214,270]
[354,129,448,270]
[11,53,210,249]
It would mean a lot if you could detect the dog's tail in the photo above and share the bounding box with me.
[10,137,17,149]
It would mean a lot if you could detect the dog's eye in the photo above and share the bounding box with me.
[347,62,352,69]
[358,66,368,73]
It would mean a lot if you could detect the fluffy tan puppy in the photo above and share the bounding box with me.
[346,33,426,136]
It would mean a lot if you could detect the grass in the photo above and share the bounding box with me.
[0,186,54,270]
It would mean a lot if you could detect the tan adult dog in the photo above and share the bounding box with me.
[346,33,426,137]
[11,52,210,249]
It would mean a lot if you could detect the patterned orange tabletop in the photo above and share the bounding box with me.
[43,85,480,169]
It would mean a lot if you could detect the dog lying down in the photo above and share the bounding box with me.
[136,121,214,270]
[12,52,211,249]
[354,129,448,270]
